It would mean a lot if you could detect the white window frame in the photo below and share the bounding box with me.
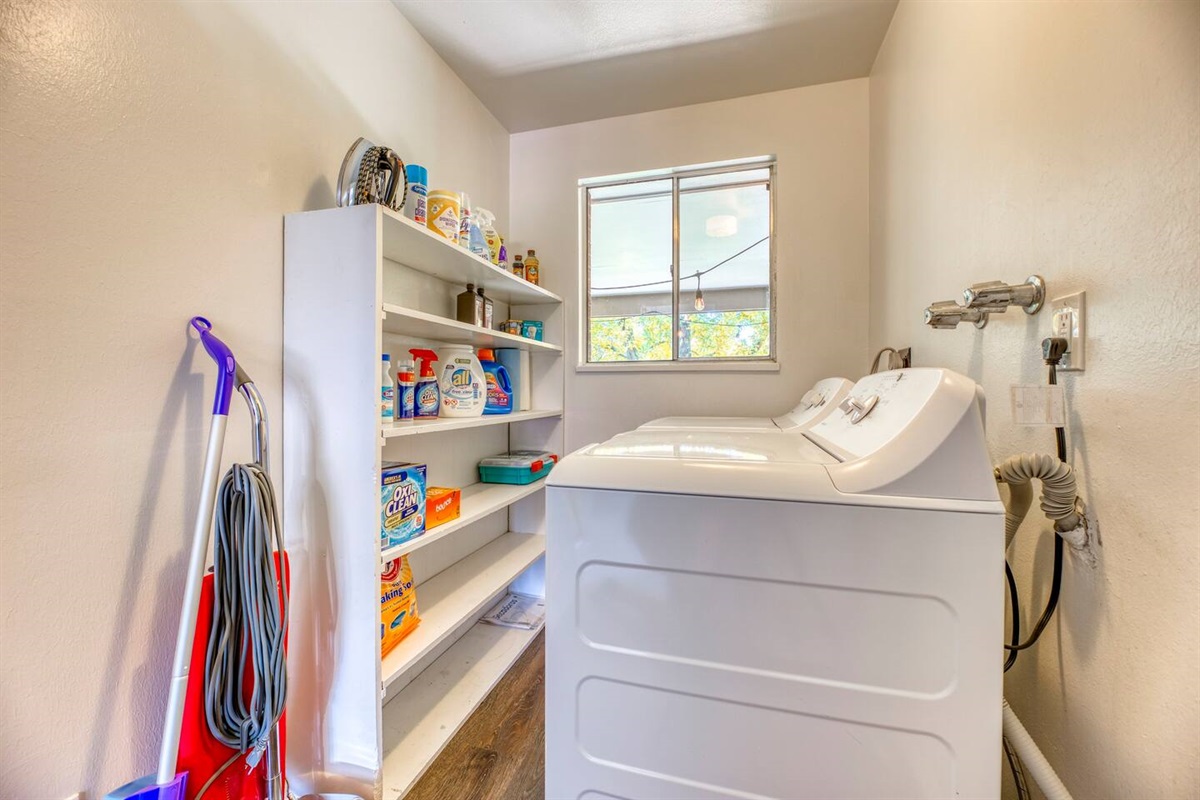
[578,157,778,373]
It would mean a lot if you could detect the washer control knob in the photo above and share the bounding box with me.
[800,390,825,409]
[839,394,879,424]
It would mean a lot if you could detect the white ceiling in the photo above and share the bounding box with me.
[393,0,898,132]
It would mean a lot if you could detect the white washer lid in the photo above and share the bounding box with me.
[635,415,783,432]
[592,428,838,464]
[553,428,845,504]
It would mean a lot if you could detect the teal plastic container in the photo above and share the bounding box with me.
[478,450,558,485]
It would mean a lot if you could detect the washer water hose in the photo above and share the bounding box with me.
[995,453,1083,548]
[196,460,288,798]
[1002,698,1075,800]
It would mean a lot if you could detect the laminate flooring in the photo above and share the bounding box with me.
[406,630,546,800]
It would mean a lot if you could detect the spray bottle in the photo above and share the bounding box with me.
[409,349,440,419]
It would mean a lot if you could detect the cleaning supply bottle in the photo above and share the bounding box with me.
[458,193,472,250]
[477,349,514,415]
[404,164,428,224]
[396,356,415,422]
[512,254,525,280]
[381,354,395,423]
[477,286,494,329]
[410,349,440,419]
[438,345,486,417]
[457,283,483,326]
[477,208,501,265]
[468,209,488,259]
[524,249,540,285]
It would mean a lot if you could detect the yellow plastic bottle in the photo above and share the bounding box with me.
[524,249,540,285]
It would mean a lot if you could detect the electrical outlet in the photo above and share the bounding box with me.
[1050,291,1085,371]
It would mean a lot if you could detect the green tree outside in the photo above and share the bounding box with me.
[590,310,770,362]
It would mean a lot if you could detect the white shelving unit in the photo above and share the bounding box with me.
[383,304,562,352]
[380,621,544,800]
[383,409,561,440]
[379,480,547,562]
[283,203,562,800]
[380,531,545,692]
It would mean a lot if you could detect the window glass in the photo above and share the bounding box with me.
[678,180,771,359]
[585,164,773,365]
[587,180,672,362]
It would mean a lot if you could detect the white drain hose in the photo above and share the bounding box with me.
[995,453,1082,548]
[1003,699,1074,800]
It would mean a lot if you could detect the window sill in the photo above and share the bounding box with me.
[576,360,780,374]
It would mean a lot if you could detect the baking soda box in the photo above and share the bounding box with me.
[381,461,426,548]
[381,555,420,656]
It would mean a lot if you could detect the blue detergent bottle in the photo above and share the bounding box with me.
[477,348,513,415]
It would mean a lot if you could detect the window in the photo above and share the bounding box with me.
[583,159,775,367]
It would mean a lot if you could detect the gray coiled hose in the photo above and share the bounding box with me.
[995,453,1082,547]
[204,462,289,762]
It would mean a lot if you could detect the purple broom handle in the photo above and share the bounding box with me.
[190,317,236,416]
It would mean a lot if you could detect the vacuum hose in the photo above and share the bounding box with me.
[1003,698,1075,800]
[995,453,1082,548]
[201,462,289,788]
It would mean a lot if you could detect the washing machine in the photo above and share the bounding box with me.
[638,376,853,432]
[546,368,1004,800]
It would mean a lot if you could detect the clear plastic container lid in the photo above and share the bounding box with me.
[478,450,558,468]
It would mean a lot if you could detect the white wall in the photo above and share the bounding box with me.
[0,2,508,797]
[509,80,870,450]
[870,2,1199,797]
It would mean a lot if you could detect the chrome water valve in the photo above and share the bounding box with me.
[962,275,1046,314]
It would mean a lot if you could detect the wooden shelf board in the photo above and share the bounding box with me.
[380,206,561,305]
[379,481,546,564]
[383,304,562,353]
[382,409,561,439]
[380,531,545,691]
[380,621,544,800]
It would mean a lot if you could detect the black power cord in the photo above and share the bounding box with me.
[1003,562,1021,671]
[1003,338,1070,671]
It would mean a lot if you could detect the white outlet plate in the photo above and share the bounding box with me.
[1050,290,1085,371]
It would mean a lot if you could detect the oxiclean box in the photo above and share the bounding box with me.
[381,461,426,548]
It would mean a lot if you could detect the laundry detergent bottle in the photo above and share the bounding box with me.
[409,349,440,419]
[477,348,513,415]
[381,354,395,422]
[438,345,486,417]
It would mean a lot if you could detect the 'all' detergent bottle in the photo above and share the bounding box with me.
[477,349,513,415]
[409,349,440,419]
[438,345,485,417]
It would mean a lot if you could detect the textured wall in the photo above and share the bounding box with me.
[510,79,871,450]
[870,2,1200,797]
[0,2,508,797]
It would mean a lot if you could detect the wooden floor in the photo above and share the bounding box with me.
[407,630,546,800]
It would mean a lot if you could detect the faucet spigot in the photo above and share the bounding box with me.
[924,301,989,329]
[962,275,1046,314]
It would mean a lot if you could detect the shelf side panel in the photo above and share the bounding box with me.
[283,204,383,798]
